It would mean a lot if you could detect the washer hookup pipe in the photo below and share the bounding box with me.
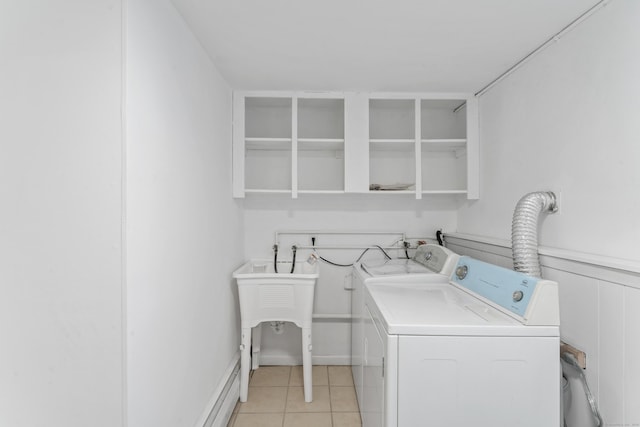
[290,245,297,273]
[273,244,279,273]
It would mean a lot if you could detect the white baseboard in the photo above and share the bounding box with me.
[196,353,240,427]
[257,354,352,366]
[209,373,239,427]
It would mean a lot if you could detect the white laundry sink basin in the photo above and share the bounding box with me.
[232,259,319,328]
[233,259,319,279]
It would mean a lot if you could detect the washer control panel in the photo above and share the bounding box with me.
[450,256,558,325]
[413,244,457,274]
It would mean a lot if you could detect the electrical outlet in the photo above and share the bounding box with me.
[344,273,353,290]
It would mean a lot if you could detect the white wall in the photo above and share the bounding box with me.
[457,0,640,262]
[0,2,124,426]
[455,1,640,425]
[126,1,244,426]
[243,195,458,362]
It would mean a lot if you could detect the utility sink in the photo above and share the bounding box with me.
[232,260,319,403]
[232,260,319,326]
[233,259,319,279]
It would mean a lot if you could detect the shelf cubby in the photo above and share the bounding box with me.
[369,99,415,140]
[297,97,345,192]
[421,149,467,192]
[242,97,293,192]
[419,99,469,195]
[245,148,291,191]
[420,99,466,140]
[369,99,416,191]
[245,97,292,139]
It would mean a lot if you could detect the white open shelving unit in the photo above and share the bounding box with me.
[234,92,346,197]
[232,91,478,199]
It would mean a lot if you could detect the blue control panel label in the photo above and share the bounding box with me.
[451,256,539,318]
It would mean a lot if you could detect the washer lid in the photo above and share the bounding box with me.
[366,282,558,337]
[361,259,432,276]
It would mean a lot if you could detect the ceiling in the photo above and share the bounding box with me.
[171,0,600,93]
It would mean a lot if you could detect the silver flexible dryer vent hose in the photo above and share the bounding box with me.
[511,191,558,278]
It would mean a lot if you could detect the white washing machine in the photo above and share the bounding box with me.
[351,244,459,414]
[362,256,561,427]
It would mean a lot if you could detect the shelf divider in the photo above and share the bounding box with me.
[297,138,345,151]
[245,138,292,151]
[421,190,468,194]
[415,98,422,199]
[421,138,467,152]
[369,138,415,143]
[245,189,292,194]
[245,137,292,142]
[292,97,298,199]
[298,190,346,194]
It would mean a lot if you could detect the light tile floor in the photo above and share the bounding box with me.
[227,365,362,427]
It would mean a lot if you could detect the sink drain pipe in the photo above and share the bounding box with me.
[511,191,558,278]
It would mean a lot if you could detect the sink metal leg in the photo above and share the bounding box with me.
[302,327,313,402]
[251,324,262,370]
[239,327,251,402]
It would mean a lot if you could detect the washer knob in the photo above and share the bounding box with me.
[455,265,468,280]
[513,290,524,302]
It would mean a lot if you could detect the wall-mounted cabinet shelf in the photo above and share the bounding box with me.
[369,140,415,152]
[298,138,345,151]
[367,96,474,198]
[298,190,346,195]
[421,139,467,151]
[233,91,478,199]
[245,138,345,151]
[245,138,292,151]
[245,189,292,194]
